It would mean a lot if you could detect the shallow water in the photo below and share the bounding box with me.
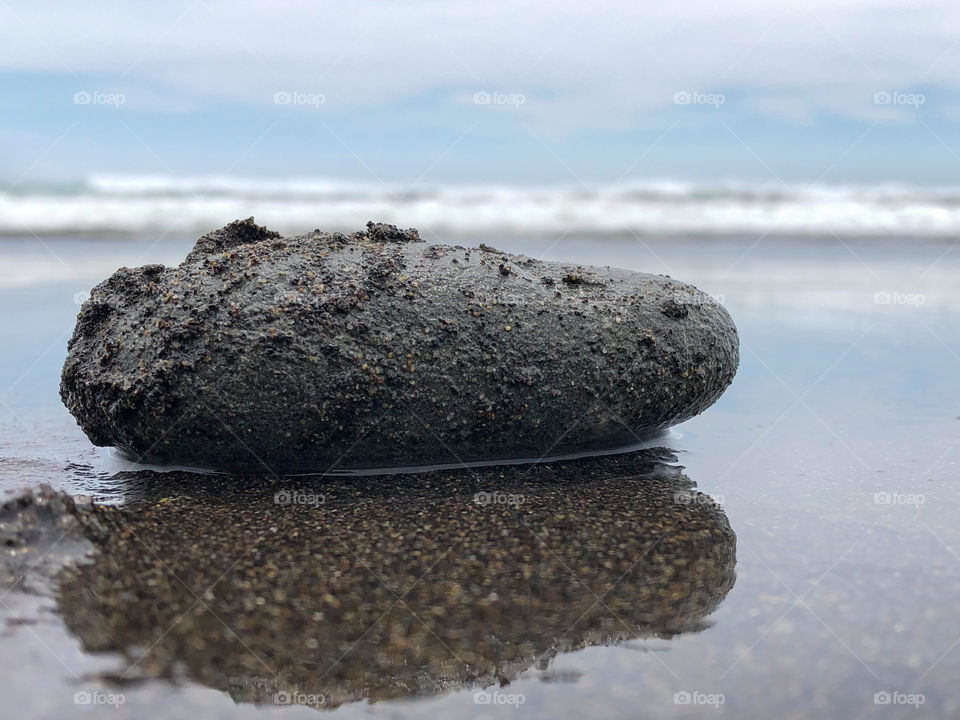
[2,233,959,718]
[51,454,733,711]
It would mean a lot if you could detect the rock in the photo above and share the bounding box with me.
[60,219,738,472]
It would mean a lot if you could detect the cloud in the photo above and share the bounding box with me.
[0,0,957,132]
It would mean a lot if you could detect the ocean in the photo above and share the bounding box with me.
[5,175,960,238]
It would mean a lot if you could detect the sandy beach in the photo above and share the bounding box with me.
[2,230,958,718]
[4,0,960,715]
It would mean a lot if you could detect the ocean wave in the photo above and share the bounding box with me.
[2,175,960,237]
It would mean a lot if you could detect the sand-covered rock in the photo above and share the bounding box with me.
[60,219,738,471]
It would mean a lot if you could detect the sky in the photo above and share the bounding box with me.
[1,0,959,186]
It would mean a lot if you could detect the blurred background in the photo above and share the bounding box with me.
[2,0,960,240]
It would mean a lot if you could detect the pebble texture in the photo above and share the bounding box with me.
[61,219,739,471]
[53,450,736,709]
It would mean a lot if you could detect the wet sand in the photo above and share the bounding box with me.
[45,452,733,710]
[2,233,960,718]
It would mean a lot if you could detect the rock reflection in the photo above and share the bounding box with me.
[57,449,736,710]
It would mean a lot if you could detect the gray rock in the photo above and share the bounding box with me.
[60,219,738,472]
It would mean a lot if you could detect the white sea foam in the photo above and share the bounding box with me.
[2,175,960,237]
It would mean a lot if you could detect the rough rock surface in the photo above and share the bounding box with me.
[61,219,739,471]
